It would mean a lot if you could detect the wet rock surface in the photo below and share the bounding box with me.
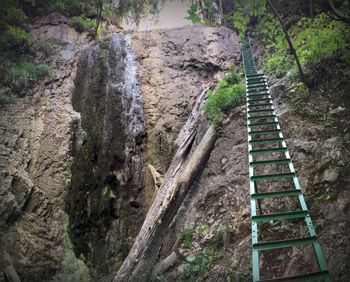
[67,35,146,280]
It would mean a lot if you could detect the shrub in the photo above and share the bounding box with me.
[181,229,195,249]
[204,69,245,126]
[182,248,215,279]
[265,52,293,78]
[2,26,33,52]
[6,62,51,85]
[186,4,202,24]
[70,15,97,36]
[293,13,350,66]
[0,88,18,105]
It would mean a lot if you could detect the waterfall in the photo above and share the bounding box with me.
[122,34,145,192]
[69,34,146,279]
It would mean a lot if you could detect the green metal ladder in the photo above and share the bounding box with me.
[240,37,330,282]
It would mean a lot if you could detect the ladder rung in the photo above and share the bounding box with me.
[250,158,291,166]
[251,189,302,199]
[246,74,265,78]
[253,236,317,251]
[248,93,270,98]
[248,114,276,120]
[248,109,275,114]
[247,77,267,83]
[247,91,269,95]
[248,83,267,88]
[249,129,281,135]
[247,81,267,85]
[250,147,287,154]
[247,97,271,102]
[248,103,273,108]
[250,172,295,180]
[252,210,308,223]
[249,121,278,127]
[248,85,268,89]
[249,137,284,144]
[247,93,269,97]
[257,270,330,282]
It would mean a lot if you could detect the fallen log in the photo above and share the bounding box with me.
[113,85,216,281]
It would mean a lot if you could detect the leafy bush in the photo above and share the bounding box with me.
[0,88,18,105]
[70,15,97,35]
[6,62,52,85]
[293,13,350,65]
[1,26,33,52]
[182,248,215,279]
[265,52,293,77]
[262,12,350,79]
[181,228,195,249]
[204,68,245,126]
[186,4,202,24]
[1,60,52,100]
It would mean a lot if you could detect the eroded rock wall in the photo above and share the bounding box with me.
[0,14,90,281]
[131,25,241,208]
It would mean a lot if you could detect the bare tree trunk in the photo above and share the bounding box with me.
[266,0,307,86]
[309,0,314,17]
[326,0,350,23]
[218,0,224,25]
[94,0,103,37]
[113,86,216,281]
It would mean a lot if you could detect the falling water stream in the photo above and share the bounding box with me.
[69,33,146,279]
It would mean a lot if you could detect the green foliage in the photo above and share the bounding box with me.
[204,68,245,126]
[6,61,52,87]
[181,228,195,249]
[293,13,350,66]
[262,12,350,79]
[186,4,202,24]
[1,26,33,53]
[315,218,325,233]
[63,214,91,281]
[70,15,98,35]
[0,88,18,105]
[226,0,266,35]
[264,53,292,77]
[182,248,215,280]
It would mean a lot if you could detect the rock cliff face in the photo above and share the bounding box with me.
[0,14,91,281]
[66,25,241,280]
[131,25,241,208]
[0,22,241,281]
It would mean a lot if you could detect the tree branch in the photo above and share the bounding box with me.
[326,0,350,24]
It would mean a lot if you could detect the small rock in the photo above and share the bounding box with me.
[323,168,339,183]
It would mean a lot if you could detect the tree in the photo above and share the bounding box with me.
[94,0,103,36]
[266,0,307,85]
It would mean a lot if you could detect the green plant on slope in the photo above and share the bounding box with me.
[70,15,99,35]
[293,13,350,66]
[181,228,195,249]
[181,247,215,280]
[186,4,202,24]
[204,68,245,126]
